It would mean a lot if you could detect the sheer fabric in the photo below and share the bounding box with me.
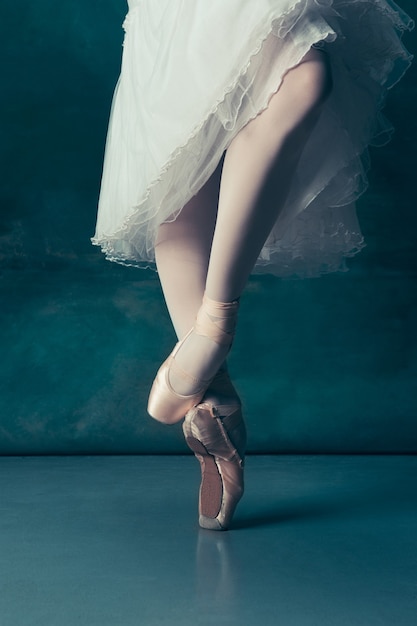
[92,0,413,277]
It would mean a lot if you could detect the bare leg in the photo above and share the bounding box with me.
[206,49,332,302]
[151,50,331,395]
[155,161,221,340]
[156,49,332,397]
[155,161,238,404]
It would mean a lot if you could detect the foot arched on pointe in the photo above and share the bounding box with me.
[147,295,240,424]
[183,379,246,530]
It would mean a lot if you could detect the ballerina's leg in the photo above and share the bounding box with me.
[206,48,332,302]
[164,49,332,398]
[155,162,221,340]
[155,159,243,407]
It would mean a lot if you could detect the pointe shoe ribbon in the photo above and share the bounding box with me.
[194,296,239,347]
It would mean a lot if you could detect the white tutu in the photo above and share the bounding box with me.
[92,0,413,277]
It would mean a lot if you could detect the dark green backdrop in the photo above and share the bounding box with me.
[1,1,416,454]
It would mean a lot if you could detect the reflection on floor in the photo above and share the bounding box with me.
[0,455,416,625]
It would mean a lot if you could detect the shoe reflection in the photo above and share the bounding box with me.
[196,529,237,608]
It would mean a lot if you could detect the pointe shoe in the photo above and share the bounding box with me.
[183,396,246,530]
[147,296,239,424]
[147,328,211,424]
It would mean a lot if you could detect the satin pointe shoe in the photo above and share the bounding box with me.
[183,393,246,530]
[147,295,239,424]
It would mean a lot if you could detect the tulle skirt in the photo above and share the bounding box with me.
[91,0,413,277]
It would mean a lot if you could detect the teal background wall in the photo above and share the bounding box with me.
[1,1,416,454]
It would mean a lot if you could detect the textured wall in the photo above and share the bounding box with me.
[1,1,416,453]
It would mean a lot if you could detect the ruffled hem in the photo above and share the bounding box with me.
[92,0,413,278]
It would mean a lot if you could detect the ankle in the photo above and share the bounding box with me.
[194,293,240,347]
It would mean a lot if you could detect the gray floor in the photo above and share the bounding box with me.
[0,455,416,626]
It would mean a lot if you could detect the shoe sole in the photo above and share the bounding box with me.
[184,434,225,528]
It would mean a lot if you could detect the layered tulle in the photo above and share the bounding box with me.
[92,0,413,277]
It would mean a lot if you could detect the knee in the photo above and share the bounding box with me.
[300,50,333,110]
[231,51,333,149]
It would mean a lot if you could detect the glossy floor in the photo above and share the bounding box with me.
[1,455,416,625]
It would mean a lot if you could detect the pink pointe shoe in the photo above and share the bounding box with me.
[147,296,239,424]
[183,391,246,531]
